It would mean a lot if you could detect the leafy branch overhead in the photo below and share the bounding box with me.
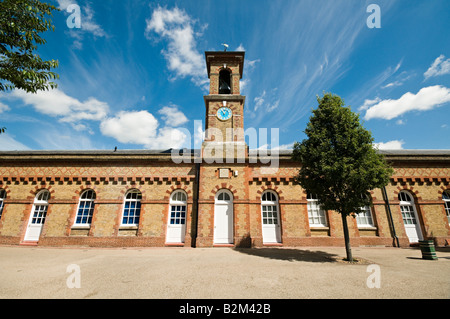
[0,0,60,93]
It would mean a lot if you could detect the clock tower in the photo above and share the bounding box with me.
[202,50,247,160]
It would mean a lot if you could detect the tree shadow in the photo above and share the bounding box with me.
[234,247,339,263]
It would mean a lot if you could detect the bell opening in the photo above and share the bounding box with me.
[219,69,231,94]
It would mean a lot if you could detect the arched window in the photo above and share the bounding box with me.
[261,191,279,225]
[398,191,416,225]
[443,191,450,224]
[307,193,328,227]
[122,189,142,226]
[24,189,50,241]
[74,189,96,226]
[398,190,423,243]
[217,191,231,201]
[219,69,231,94]
[169,190,187,225]
[0,189,6,219]
[31,190,50,225]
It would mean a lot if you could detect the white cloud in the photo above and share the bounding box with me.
[364,85,450,120]
[253,90,266,111]
[358,97,381,111]
[424,55,450,79]
[145,6,207,86]
[373,140,404,150]
[0,101,10,113]
[382,81,401,89]
[235,44,245,51]
[0,134,30,151]
[267,100,280,112]
[256,142,293,151]
[158,105,188,126]
[9,88,109,124]
[56,0,72,10]
[253,89,279,112]
[100,110,187,149]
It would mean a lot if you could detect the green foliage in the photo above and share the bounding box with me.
[0,0,60,94]
[292,93,394,216]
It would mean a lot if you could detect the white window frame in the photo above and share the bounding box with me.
[356,205,375,228]
[121,189,142,226]
[307,193,328,227]
[30,190,50,225]
[261,190,279,225]
[0,189,5,219]
[169,190,187,225]
[73,189,96,226]
[443,191,450,225]
[398,191,417,225]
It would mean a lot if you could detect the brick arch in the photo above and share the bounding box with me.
[209,183,238,200]
[0,185,10,198]
[437,186,450,199]
[73,186,98,200]
[393,185,422,202]
[164,185,192,201]
[256,185,284,201]
[30,186,53,200]
[119,186,144,200]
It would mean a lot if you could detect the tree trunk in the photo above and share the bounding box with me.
[341,213,353,261]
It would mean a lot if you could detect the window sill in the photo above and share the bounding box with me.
[358,226,377,230]
[71,225,91,230]
[310,226,329,230]
[119,225,138,230]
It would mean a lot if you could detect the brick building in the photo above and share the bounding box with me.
[0,51,449,248]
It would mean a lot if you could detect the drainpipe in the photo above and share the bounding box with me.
[191,162,201,248]
[383,186,399,248]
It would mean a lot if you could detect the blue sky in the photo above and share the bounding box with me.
[1,0,449,151]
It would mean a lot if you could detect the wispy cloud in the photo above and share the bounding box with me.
[351,60,403,110]
[424,55,450,80]
[145,6,207,87]
[253,89,279,114]
[244,1,392,129]
[0,134,30,151]
[364,85,450,120]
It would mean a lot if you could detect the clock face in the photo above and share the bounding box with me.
[217,107,232,121]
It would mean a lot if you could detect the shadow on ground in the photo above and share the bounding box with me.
[234,247,339,263]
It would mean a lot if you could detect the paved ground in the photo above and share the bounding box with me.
[0,245,448,299]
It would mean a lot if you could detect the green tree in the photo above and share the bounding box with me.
[292,93,394,261]
[0,0,59,93]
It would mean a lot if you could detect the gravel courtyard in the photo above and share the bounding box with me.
[0,245,448,299]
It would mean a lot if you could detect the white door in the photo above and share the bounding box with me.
[214,190,233,244]
[166,191,187,243]
[262,205,281,243]
[166,204,187,243]
[399,192,423,243]
[261,191,281,243]
[24,204,47,241]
